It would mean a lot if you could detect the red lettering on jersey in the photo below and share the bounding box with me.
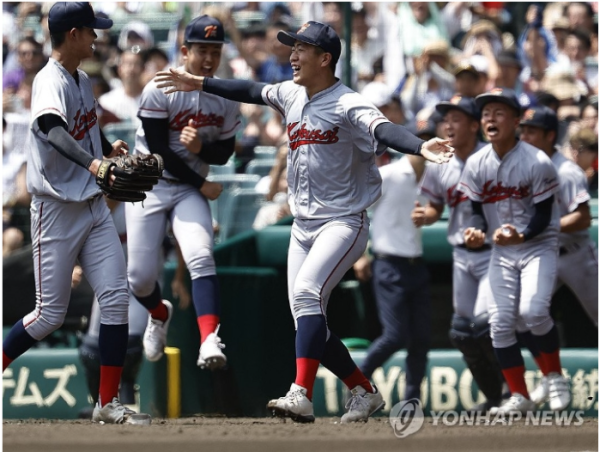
[69,108,98,140]
[447,184,468,207]
[481,180,530,203]
[170,109,225,131]
[287,122,340,151]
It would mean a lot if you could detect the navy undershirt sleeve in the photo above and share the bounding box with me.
[522,195,554,241]
[38,113,94,169]
[203,77,267,105]
[468,200,488,232]
[200,136,236,165]
[373,122,425,156]
[141,117,205,189]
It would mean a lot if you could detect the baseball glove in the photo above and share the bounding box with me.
[96,154,164,202]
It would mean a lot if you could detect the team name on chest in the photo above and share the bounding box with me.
[447,184,468,207]
[481,180,530,203]
[69,108,98,140]
[287,121,339,151]
[170,108,225,130]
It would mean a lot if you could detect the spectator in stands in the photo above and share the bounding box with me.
[554,30,596,93]
[255,21,294,84]
[141,47,170,86]
[564,2,595,34]
[401,39,454,117]
[496,50,524,94]
[351,7,384,93]
[580,97,599,135]
[397,2,449,60]
[3,227,24,257]
[454,62,483,98]
[361,81,408,126]
[117,20,154,52]
[98,48,145,126]
[3,37,45,93]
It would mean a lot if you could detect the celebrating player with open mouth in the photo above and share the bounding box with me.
[155,20,453,423]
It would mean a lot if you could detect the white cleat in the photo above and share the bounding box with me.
[143,300,173,362]
[267,383,315,423]
[530,376,549,405]
[92,397,151,425]
[547,373,571,411]
[197,324,227,370]
[340,385,385,423]
[493,393,536,415]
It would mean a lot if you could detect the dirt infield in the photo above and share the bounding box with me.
[3,417,598,452]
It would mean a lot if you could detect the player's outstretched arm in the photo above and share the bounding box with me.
[374,122,454,164]
[155,67,267,106]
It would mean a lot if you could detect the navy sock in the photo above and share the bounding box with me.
[3,320,38,360]
[192,275,220,317]
[516,331,541,358]
[295,315,327,360]
[532,325,560,354]
[494,343,525,370]
[133,282,162,310]
[320,332,358,380]
[99,324,128,366]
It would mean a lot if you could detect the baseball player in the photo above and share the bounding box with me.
[414,95,504,412]
[2,2,149,424]
[155,20,453,422]
[458,88,570,415]
[519,105,598,405]
[126,15,241,370]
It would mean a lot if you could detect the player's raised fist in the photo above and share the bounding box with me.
[180,119,202,154]
[155,67,201,94]
[420,138,454,164]
[200,180,223,200]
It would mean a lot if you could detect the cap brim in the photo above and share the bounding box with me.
[185,38,229,44]
[475,95,521,113]
[436,102,478,119]
[88,17,114,30]
[277,30,316,48]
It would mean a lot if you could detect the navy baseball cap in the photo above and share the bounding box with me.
[185,15,228,44]
[48,2,113,34]
[408,118,437,139]
[277,21,342,65]
[519,106,559,133]
[436,95,480,120]
[475,88,522,115]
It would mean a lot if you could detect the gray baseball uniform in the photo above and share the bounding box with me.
[459,141,560,348]
[420,142,491,319]
[262,80,389,323]
[551,151,598,326]
[26,58,128,339]
[126,72,241,298]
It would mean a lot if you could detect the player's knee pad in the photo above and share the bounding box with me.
[449,314,478,356]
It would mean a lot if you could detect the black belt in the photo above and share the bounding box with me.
[373,253,423,265]
[456,244,492,252]
[161,177,180,184]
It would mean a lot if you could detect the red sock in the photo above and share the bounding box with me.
[540,350,562,374]
[295,358,320,400]
[197,314,219,344]
[3,352,13,372]
[99,365,123,406]
[149,302,168,322]
[342,367,373,393]
[502,365,529,398]
[534,354,548,375]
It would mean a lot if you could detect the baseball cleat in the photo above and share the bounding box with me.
[547,373,571,411]
[197,325,227,370]
[267,383,315,423]
[92,397,152,425]
[340,384,385,423]
[143,300,173,362]
[530,376,549,405]
[468,398,502,414]
[493,393,536,415]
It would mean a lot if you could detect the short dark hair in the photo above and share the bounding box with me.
[568,29,592,50]
[565,2,594,19]
[313,45,337,74]
[534,91,560,111]
[50,31,68,49]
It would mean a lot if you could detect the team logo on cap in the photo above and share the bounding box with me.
[450,95,462,104]
[490,88,504,95]
[417,120,430,131]
[298,23,310,34]
[523,109,536,120]
[204,25,218,38]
